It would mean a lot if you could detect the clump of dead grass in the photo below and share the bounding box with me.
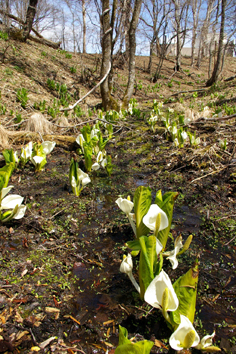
[25,113,53,134]
[55,115,70,127]
[0,125,10,149]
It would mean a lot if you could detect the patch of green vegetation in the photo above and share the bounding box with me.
[0,103,7,115]
[0,31,8,41]
[4,67,13,76]
[14,65,24,73]
[16,87,28,109]
[65,53,72,59]
[70,66,76,74]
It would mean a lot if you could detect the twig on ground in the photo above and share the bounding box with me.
[60,62,111,112]
[189,162,236,184]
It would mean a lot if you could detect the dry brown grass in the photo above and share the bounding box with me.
[25,113,53,134]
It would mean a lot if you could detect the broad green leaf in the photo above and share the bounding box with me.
[126,240,141,251]
[0,163,15,189]
[155,191,178,248]
[139,236,157,299]
[105,155,113,176]
[116,326,153,354]
[81,124,91,143]
[83,143,92,172]
[118,325,130,346]
[170,260,199,328]
[134,186,152,239]
[2,149,14,164]
[115,341,154,354]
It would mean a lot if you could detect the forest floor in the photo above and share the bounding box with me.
[0,36,236,354]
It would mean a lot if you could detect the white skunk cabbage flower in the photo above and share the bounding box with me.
[41,141,56,155]
[181,131,188,140]
[91,162,100,171]
[0,186,27,221]
[196,331,220,351]
[116,197,134,215]
[143,204,168,234]
[116,196,136,236]
[163,235,183,269]
[21,141,33,159]
[76,134,85,153]
[31,155,44,166]
[120,254,140,293]
[169,315,200,350]
[144,270,179,312]
[78,168,91,186]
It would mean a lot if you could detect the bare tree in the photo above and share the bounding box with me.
[22,0,38,40]
[140,0,172,74]
[82,0,86,53]
[171,0,190,70]
[206,0,227,86]
[100,0,142,110]
[190,0,202,65]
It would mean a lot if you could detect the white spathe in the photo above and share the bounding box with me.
[0,186,26,220]
[1,194,24,210]
[144,270,179,311]
[196,332,216,350]
[143,204,168,233]
[42,141,56,155]
[169,315,200,350]
[156,238,163,256]
[32,155,44,166]
[120,253,133,274]
[116,197,134,215]
[21,141,33,159]
[77,168,91,186]
[164,235,183,269]
[120,254,140,293]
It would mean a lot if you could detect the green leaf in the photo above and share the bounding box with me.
[105,155,113,176]
[134,186,152,239]
[126,239,141,251]
[115,326,153,354]
[83,143,92,172]
[81,124,91,143]
[155,191,178,249]
[170,260,199,328]
[115,341,154,354]
[139,236,157,299]
[0,162,15,188]
[118,325,130,346]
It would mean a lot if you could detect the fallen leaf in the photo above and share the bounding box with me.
[45,307,60,313]
[63,315,80,325]
[15,310,24,323]
[16,331,29,341]
[154,339,168,349]
[21,269,28,277]
[39,336,57,349]
[31,346,41,352]
[103,341,114,348]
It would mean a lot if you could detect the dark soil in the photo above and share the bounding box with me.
[0,36,235,354]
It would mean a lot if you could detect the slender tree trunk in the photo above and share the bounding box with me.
[100,0,117,110]
[22,0,38,41]
[148,38,155,73]
[82,0,86,53]
[206,0,226,86]
[123,0,142,106]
